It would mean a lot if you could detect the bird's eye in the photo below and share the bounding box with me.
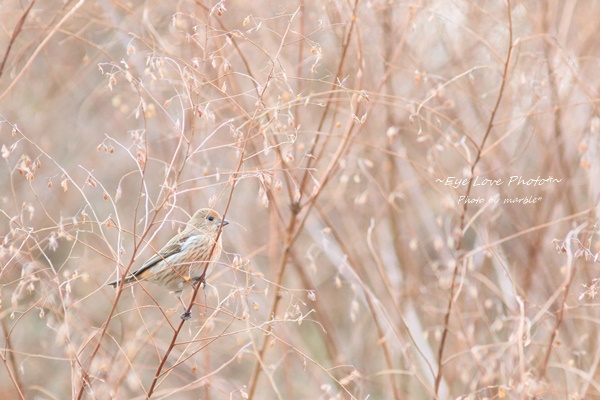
[208,216,214,221]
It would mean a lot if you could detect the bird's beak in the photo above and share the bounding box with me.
[220,219,229,226]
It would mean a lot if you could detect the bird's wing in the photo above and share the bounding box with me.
[131,233,191,278]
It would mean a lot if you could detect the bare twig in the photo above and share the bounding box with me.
[0,0,36,78]
[433,1,514,397]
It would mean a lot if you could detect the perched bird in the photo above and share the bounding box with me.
[108,208,228,319]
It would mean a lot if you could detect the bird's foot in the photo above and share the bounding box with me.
[193,277,207,289]
[180,309,192,320]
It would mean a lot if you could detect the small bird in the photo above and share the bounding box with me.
[108,208,228,319]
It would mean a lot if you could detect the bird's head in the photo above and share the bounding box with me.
[189,208,229,234]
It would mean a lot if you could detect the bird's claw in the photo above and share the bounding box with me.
[193,277,207,289]
[180,310,192,320]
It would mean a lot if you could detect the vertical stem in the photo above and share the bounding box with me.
[433,1,513,396]
[1,318,25,400]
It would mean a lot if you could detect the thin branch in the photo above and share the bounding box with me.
[433,1,514,397]
[0,0,36,78]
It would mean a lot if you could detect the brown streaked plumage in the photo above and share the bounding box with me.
[108,209,228,297]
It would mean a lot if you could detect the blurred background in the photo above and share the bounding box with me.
[1,0,600,399]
